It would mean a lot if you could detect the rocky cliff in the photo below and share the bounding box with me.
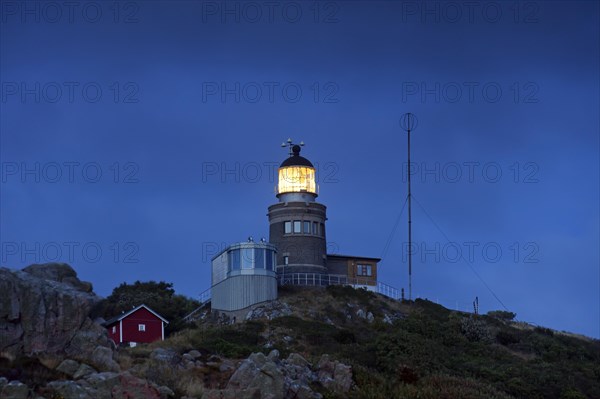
[0,264,355,399]
[0,263,116,369]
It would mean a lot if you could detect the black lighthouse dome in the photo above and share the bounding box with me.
[280,145,314,168]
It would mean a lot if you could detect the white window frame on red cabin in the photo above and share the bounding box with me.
[138,323,146,332]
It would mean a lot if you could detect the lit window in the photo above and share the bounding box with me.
[312,222,318,235]
[357,264,372,277]
[284,221,292,234]
[278,166,316,194]
[303,221,311,234]
[283,256,289,265]
[112,326,116,333]
[138,324,146,332]
[293,221,301,233]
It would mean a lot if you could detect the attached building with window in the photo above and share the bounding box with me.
[326,254,380,291]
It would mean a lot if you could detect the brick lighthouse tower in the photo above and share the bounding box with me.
[268,141,327,281]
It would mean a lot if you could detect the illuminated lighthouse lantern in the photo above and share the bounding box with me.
[277,152,317,196]
[268,141,328,281]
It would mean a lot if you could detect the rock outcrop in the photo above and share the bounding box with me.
[0,264,357,399]
[205,351,353,399]
[0,263,116,368]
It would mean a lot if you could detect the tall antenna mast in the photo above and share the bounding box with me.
[400,112,418,301]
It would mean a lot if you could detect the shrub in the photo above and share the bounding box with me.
[560,388,588,399]
[487,310,517,322]
[496,330,521,345]
[460,316,493,343]
[534,326,555,336]
[326,285,376,305]
[176,376,205,398]
[188,323,265,358]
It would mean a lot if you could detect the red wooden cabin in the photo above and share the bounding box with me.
[104,304,169,346]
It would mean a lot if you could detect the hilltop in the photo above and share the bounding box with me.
[169,285,600,398]
[1,264,599,399]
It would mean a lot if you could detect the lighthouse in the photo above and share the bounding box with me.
[267,142,328,281]
[208,139,381,313]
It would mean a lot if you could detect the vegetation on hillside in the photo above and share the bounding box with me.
[144,285,600,399]
[5,281,598,398]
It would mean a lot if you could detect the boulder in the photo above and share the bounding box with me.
[110,372,162,399]
[227,353,285,399]
[88,346,120,372]
[1,380,29,399]
[286,381,321,399]
[316,355,353,393]
[73,363,97,380]
[267,349,280,361]
[150,348,181,365]
[157,385,175,398]
[56,359,81,377]
[215,352,351,399]
[47,380,95,399]
[220,359,236,373]
[82,371,120,397]
[22,263,92,292]
[286,353,310,368]
[202,388,261,399]
[64,319,117,369]
[0,263,105,359]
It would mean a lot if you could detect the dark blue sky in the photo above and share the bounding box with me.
[1,1,598,337]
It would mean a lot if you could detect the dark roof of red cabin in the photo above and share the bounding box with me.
[103,304,169,326]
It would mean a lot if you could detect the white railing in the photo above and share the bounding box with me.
[183,287,212,322]
[377,281,402,300]
[199,287,212,304]
[278,272,405,301]
[278,273,375,287]
[188,275,474,316]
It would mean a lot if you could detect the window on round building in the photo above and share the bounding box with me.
[303,221,311,234]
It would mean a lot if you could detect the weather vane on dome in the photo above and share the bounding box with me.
[281,138,305,157]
